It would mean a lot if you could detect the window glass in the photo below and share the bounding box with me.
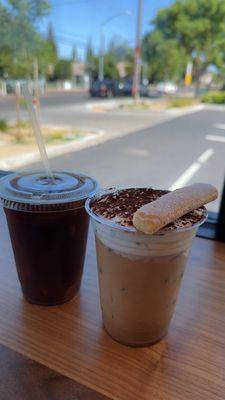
[0,0,224,213]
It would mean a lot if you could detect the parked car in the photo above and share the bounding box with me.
[156,81,178,95]
[90,78,150,98]
[117,79,150,97]
[90,79,115,97]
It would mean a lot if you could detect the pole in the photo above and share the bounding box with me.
[98,29,104,81]
[132,0,142,100]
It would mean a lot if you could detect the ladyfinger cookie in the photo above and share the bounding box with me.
[133,183,218,234]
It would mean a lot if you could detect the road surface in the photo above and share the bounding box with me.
[0,91,89,119]
[25,107,224,213]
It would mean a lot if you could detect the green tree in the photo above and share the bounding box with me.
[0,46,13,78]
[47,23,58,63]
[142,30,187,82]
[103,53,119,79]
[85,39,96,78]
[108,37,133,62]
[7,0,50,22]
[107,38,133,78]
[86,39,94,62]
[71,46,77,61]
[143,0,225,88]
[0,1,51,78]
[54,59,72,80]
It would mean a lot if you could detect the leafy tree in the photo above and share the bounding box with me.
[108,38,133,62]
[71,46,77,61]
[142,30,187,82]
[143,0,225,88]
[86,38,94,62]
[0,46,13,78]
[7,0,50,22]
[47,23,58,63]
[102,54,119,79]
[54,59,72,80]
[0,1,51,78]
[85,39,96,78]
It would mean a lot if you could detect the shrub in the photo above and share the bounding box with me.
[201,91,225,104]
[0,119,8,132]
[168,97,197,108]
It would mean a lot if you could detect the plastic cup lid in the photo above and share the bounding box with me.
[0,171,99,210]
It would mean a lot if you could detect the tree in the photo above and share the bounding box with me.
[54,59,72,80]
[108,37,133,62]
[0,45,13,78]
[71,46,77,61]
[0,1,51,78]
[85,39,96,78]
[86,38,94,62]
[103,54,119,79]
[47,23,58,63]
[7,0,50,22]
[142,30,187,83]
[143,0,225,88]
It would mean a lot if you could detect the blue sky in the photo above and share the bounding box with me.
[38,0,173,60]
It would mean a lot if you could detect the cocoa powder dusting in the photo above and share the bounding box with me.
[90,188,206,231]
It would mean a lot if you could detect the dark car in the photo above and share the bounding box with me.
[90,79,115,97]
[116,79,150,97]
[90,78,150,98]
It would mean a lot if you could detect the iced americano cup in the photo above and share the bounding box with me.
[0,171,98,305]
[86,188,207,347]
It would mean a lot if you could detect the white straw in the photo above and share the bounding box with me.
[21,83,54,181]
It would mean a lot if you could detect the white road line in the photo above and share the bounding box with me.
[197,148,214,162]
[206,134,225,143]
[213,123,225,130]
[169,149,214,190]
[169,163,201,190]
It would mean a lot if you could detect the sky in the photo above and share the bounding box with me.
[38,0,173,60]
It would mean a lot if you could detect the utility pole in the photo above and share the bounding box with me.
[98,29,104,81]
[132,0,142,100]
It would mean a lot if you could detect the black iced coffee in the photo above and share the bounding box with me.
[0,171,98,305]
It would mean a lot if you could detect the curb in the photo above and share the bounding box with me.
[167,103,205,116]
[86,99,205,116]
[0,129,104,170]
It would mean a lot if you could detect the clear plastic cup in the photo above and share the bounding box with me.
[86,188,207,347]
[0,171,98,305]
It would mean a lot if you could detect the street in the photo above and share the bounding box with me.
[0,91,172,138]
[0,91,90,119]
[16,98,223,213]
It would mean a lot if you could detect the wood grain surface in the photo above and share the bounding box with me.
[0,343,110,400]
[0,207,225,400]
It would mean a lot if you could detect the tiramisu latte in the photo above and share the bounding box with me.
[86,187,212,346]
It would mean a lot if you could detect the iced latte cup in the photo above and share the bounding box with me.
[86,188,207,347]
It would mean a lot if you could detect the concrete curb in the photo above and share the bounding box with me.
[0,129,104,170]
[203,104,225,111]
[86,99,205,116]
[166,103,205,116]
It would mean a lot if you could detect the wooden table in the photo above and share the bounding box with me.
[0,207,225,400]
